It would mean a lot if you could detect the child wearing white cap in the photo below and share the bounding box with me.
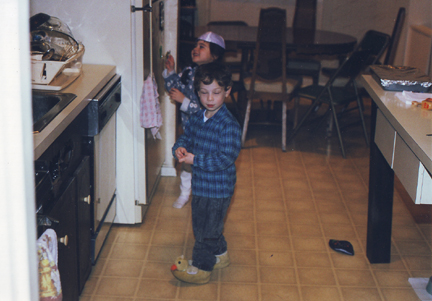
[163,32,226,209]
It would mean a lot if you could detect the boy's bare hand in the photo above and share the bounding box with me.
[179,152,194,165]
[165,54,175,73]
[169,88,185,104]
[175,147,187,159]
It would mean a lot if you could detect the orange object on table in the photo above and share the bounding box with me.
[422,98,432,110]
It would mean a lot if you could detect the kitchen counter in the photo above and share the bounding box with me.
[360,75,432,172]
[360,74,432,263]
[33,64,116,159]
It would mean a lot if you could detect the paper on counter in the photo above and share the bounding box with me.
[395,91,432,105]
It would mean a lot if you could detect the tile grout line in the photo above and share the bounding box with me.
[86,226,118,299]
[175,179,194,299]
[275,149,303,300]
[350,157,418,280]
[301,154,344,301]
[132,182,172,300]
[330,156,384,300]
[250,148,263,301]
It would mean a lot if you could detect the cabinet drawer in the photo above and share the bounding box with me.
[375,109,396,167]
[393,134,432,204]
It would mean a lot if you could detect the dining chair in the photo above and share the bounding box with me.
[321,8,404,79]
[321,26,392,80]
[241,7,302,151]
[207,20,249,73]
[206,21,249,121]
[287,30,390,158]
[293,0,317,30]
[383,7,406,65]
[286,0,321,85]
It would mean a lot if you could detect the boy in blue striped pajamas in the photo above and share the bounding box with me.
[171,62,242,284]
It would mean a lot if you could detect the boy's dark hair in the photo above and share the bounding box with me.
[194,62,233,91]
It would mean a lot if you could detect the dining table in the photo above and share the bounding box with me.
[195,25,358,78]
[196,25,357,54]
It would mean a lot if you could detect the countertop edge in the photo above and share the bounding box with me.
[33,64,116,160]
[360,75,432,174]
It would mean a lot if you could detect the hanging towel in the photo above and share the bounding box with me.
[140,73,163,139]
[37,229,63,301]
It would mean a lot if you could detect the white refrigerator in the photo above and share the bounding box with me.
[30,0,174,224]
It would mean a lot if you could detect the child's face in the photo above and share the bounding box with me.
[191,40,216,65]
[198,80,231,118]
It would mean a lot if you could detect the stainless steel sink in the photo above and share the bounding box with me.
[32,92,77,133]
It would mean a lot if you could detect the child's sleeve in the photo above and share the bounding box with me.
[172,118,194,159]
[180,95,200,114]
[180,69,201,115]
[193,122,242,171]
[163,71,182,92]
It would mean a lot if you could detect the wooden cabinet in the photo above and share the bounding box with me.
[362,73,432,263]
[375,108,432,204]
[47,155,92,300]
[74,156,92,293]
[48,177,79,301]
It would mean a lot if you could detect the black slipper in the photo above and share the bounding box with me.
[329,239,354,256]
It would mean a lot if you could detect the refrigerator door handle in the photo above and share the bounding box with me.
[131,5,152,13]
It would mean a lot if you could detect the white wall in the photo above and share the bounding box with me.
[197,0,297,27]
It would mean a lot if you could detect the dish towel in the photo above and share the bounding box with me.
[140,73,163,139]
[37,229,63,301]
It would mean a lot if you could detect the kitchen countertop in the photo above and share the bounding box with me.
[360,74,432,263]
[360,75,432,173]
[33,64,116,159]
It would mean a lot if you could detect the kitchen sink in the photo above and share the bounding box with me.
[32,92,77,133]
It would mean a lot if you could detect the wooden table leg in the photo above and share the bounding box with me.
[366,101,394,263]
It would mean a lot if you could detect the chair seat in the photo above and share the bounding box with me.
[297,85,357,105]
[224,52,242,63]
[244,76,300,94]
[287,58,321,74]
[231,72,241,81]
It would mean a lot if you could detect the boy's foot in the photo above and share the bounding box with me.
[173,195,189,209]
[187,251,230,270]
[214,251,230,269]
[171,256,211,284]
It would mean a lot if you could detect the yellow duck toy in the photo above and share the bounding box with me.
[170,255,211,284]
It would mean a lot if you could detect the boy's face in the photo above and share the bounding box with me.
[191,40,215,65]
[198,80,231,118]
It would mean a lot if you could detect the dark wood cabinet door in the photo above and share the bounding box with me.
[49,177,79,301]
[75,156,92,293]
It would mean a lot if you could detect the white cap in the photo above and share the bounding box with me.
[198,31,225,49]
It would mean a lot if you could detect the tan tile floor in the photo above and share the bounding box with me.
[80,99,431,301]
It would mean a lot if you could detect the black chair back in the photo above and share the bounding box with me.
[242,7,301,151]
[383,7,406,65]
[293,0,317,30]
[254,8,287,81]
[288,0,321,85]
[337,30,390,78]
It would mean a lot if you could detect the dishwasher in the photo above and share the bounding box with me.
[79,74,121,264]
